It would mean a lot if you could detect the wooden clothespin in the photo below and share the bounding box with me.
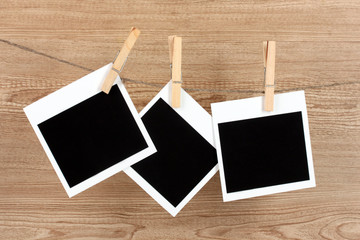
[263,41,276,111]
[168,35,182,108]
[101,27,140,94]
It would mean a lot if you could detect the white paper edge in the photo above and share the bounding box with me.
[23,63,156,198]
[211,90,316,202]
[124,81,218,216]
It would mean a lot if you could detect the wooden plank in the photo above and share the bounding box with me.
[1,0,360,239]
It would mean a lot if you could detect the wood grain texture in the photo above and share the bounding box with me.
[1,0,360,239]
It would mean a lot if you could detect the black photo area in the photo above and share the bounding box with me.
[132,98,217,207]
[38,85,148,188]
[218,111,310,193]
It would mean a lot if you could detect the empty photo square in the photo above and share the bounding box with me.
[211,91,315,202]
[132,98,217,207]
[218,111,309,193]
[38,86,148,188]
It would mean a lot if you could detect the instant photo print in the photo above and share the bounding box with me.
[125,82,218,216]
[24,64,156,197]
[211,91,315,202]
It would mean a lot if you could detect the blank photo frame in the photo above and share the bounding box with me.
[24,64,156,197]
[125,82,218,216]
[211,91,315,202]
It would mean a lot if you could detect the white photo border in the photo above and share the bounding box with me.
[24,64,156,198]
[124,81,218,217]
[211,91,316,202]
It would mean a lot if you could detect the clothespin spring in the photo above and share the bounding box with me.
[111,53,128,76]
[263,65,275,88]
[170,63,183,84]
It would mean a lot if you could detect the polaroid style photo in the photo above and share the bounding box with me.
[124,81,218,216]
[24,64,156,197]
[211,91,315,202]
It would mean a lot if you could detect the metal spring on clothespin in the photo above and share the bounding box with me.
[170,63,182,84]
[111,50,128,76]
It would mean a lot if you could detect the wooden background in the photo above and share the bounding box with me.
[1,0,360,239]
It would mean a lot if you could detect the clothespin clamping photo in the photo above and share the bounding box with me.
[101,27,141,94]
[263,41,276,111]
[168,35,182,108]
